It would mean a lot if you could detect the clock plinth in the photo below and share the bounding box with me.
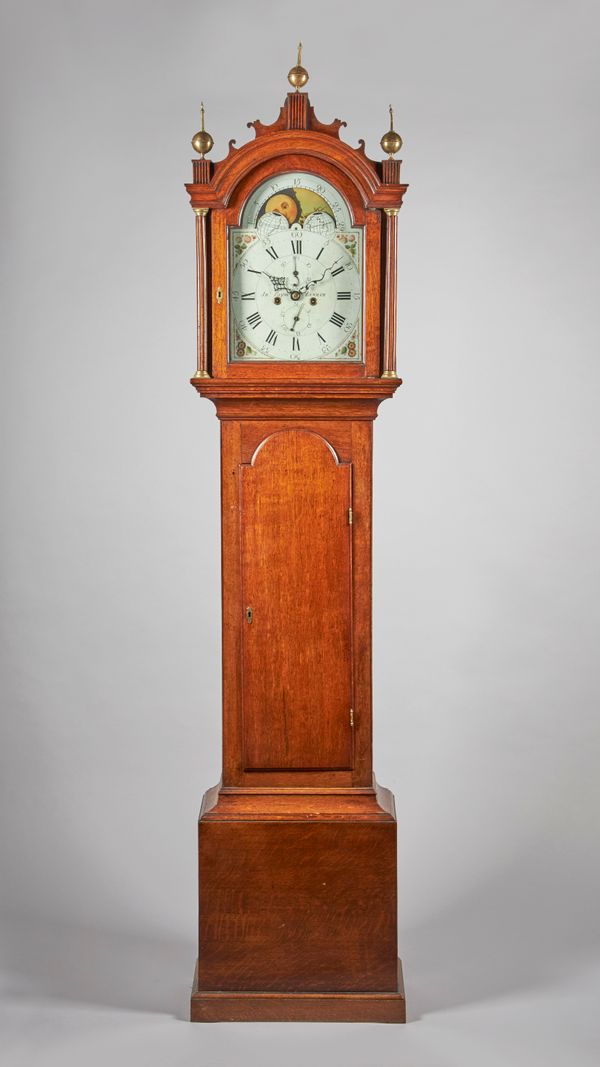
[190,782,405,1023]
[186,77,408,1022]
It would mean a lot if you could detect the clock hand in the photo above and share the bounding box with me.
[289,288,314,330]
[262,271,292,293]
[301,256,344,293]
[289,295,308,331]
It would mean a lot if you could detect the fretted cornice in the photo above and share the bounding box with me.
[248,92,348,138]
[187,92,407,212]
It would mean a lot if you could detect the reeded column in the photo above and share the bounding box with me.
[193,208,210,379]
[382,207,399,379]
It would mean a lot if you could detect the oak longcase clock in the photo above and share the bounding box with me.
[185,50,408,1023]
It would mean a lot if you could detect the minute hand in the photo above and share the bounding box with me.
[301,257,344,293]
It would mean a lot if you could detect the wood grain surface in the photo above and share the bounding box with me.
[240,429,353,770]
[217,412,382,790]
[196,818,398,993]
[191,959,406,1023]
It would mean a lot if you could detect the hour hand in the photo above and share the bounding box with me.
[263,272,290,292]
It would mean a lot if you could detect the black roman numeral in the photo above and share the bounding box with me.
[247,312,262,329]
[292,336,300,352]
[337,291,351,300]
[290,238,302,254]
[265,246,279,260]
[241,292,255,300]
[331,265,344,277]
[317,332,327,344]
[266,329,278,345]
[316,247,324,260]
[247,268,262,275]
[330,312,346,328]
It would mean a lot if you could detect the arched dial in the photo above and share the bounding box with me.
[229,173,363,363]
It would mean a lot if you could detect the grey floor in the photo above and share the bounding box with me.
[2,893,598,1067]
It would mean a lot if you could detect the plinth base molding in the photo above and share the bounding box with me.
[191,959,406,1023]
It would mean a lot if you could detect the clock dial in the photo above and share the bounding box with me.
[229,173,363,362]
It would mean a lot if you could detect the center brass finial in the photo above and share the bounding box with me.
[288,41,309,91]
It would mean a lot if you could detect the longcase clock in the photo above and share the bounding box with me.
[185,51,408,1023]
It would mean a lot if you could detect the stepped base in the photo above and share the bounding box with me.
[191,958,406,1023]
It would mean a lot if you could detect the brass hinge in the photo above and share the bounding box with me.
[348,507,353,525]
[350,708,354,727]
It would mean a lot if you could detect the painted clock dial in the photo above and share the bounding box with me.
[229,172,363,362]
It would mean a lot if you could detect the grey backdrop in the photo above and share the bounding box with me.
[1,1,599,1064]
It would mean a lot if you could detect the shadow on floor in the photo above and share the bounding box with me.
[0,913,193,1018]
[2,834,599,1023]
[401,834,600,1019]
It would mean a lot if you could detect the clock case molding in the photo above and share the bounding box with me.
[186,90,408,1023]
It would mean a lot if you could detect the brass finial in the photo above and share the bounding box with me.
[288,41,309,91]
[380,105,403,158]
[191,102,214,157]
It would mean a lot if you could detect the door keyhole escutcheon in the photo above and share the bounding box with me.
[246,606,253,624]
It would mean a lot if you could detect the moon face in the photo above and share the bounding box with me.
[263,192,299,225]
[242,173,353,231]
[231,172,362,363]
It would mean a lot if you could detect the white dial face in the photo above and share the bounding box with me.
[229,173,363,363]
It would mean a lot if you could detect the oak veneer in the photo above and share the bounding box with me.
[241,429,353,771]
[191,961,406,1023]
[186,87,408,1022]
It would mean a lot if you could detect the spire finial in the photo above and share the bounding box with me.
[288,41,309,91]
[191,101,214,157]
[380,104,402,158]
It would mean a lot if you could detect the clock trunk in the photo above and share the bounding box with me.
[240,428,354,772]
